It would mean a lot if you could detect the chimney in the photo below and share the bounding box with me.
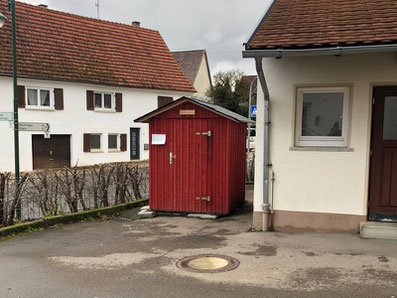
[38,4,48,8]
[131,21,140,27]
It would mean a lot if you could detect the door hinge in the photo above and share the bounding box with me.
[196,131,212,137]
[372,97,375,105]
[195,196,211,202]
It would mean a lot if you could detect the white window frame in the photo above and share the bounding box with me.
[26,87,54,110]
[90,133,102,152]
[108,133,120,152]
[94,92,115,112]
[295,87,350,147]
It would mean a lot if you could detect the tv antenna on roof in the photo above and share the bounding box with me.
[95,0,100,19]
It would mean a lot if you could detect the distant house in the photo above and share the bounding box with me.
[243,0,397,233]
[0,1,195,171]
[172,50,212,99]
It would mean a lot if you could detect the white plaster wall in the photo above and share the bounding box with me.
[193,56,212,99]
[254,53,397,216]
[0,78,190,171]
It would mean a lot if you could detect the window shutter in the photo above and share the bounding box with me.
[17,85,26,108]
[115,93,122,112]
[120,134,127,152]
[157,96,173,108]
[54,88,64,110]
[86,90,94,110]
[83,134,91,152]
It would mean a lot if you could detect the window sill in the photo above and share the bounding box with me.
[94,108,116,113]
[25,106,55,111]
[289,146,354,152]
[108,149,120,153]
[89,149,104,153]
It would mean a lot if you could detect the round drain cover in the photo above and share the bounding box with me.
[177,254,240,273]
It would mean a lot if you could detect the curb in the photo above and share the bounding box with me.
[0,198,149,238]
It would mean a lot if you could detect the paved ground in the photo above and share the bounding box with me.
[0,186,396,298]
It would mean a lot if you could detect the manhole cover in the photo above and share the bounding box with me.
[176,254,240,273]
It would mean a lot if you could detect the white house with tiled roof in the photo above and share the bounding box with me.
[172,50,212,99]
[0,1,194,171]
[244,0,397,234]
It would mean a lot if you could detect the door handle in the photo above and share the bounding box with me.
[169,152,176,165]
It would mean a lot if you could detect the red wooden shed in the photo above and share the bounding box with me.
[135,97,252,215]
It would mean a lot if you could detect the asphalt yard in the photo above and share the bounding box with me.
[0,186,396,298]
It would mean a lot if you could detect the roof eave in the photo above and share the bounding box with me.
[245,0,277,50]
[243,43,397,58]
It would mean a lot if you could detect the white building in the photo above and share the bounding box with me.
[172,50,212,99]
[243,0,397,233]
[0,2,194,171]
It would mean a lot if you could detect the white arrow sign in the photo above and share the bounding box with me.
[17,122,50,132]
[0,112,13,121]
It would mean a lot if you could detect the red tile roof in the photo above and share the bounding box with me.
[0,1,195,92]
[247,0,397,49]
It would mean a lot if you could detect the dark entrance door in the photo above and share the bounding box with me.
[369,87,397,221]
[130,128,140,160]
[32,135,71,170]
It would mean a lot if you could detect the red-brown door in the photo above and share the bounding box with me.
[369,87,397,221]
[168,119,211,213]
[32,135,71,170]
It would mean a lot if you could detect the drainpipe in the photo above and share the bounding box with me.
[255,57,271,231]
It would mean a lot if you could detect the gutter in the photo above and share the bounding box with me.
[243,44,397,58]
[254,57,271,231]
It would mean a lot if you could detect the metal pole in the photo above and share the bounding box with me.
[247,77,257,153]
[9,0,21,219]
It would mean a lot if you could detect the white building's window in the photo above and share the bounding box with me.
[90,134,101,151]
[108,134,119,151]
[94,92,114,110]
[27,88,52,108]
[295,87,350,147]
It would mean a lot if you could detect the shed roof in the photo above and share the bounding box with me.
[246,0,397,50]
[0,1,195,92]
[135,96,253,123]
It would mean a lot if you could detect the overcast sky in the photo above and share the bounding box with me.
[22,0,272,76]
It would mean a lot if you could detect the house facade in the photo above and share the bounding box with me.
[243,0,397,232]
[0,1,194,171]
[172,50,212,99]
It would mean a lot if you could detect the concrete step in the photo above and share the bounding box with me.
[360,221,397,240]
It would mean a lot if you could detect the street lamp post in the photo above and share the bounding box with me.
[0,0,21,218]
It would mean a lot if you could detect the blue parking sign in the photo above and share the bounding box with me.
[251,105,257,117]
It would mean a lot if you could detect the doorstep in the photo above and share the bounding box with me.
[360,221,397,240]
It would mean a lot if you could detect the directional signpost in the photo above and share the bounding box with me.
[18,122,50,132]
[0,112,13,121]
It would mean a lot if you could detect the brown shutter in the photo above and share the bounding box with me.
[115,93,122,112]
[18,85,26,108]
[54,88,64,110]
[120,134,127,152]
[83,134,91,152]
[86,90,94,110]
[157,96,173,108]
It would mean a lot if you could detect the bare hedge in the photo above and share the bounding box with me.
[0,162,149,228]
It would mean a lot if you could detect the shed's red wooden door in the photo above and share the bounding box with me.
[369,87,397,221]
[167,119,212,213]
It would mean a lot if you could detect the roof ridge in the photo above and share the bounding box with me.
[172,49,206,54]
[14,0,158,34]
